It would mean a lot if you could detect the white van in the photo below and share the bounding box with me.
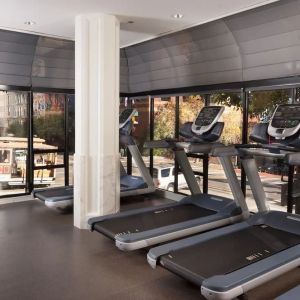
[152,165,200,191]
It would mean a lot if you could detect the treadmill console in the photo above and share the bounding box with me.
[192,106,225,135]
[119,108,136,129]
[268,104,300,139]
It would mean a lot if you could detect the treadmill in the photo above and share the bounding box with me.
[88,106,248,251]
[275,285,300,300]
[119,108,155,197]
[33,108,155,210]
[33,186,73,211]
[147,104,300,300]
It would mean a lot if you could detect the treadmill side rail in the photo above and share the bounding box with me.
[201,246,300,300]
[118,214,242,251]
[90,194,242,251]
[201,286,244,300]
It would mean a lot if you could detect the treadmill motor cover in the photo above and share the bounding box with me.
[34,186,73,202]
[120,175,148,191]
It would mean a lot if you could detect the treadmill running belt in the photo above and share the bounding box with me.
[93,204,216,238]
[160,225,300,285]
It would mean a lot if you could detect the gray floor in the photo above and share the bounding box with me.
[0,198,299,300]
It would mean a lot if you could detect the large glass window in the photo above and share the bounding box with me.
[209,92,243,199]
[178,95,205,194]
[131,97,150,165]
[0,91,29,197]
[0,90,74,199]
[33,93,66,188]
[153,97,175,191]
[119,97,151,178]
[246,89,292,212]
[295,88,300,103]
[67,95,75,185]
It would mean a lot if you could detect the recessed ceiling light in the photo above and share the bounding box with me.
[172,13,184,19]
[127,21,134,24]
[24,21,36,25]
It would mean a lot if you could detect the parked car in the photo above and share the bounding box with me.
[152,165,201,191]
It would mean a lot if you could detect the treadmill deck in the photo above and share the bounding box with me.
[93,204,216,238]
[34,186,73,202]
[160,225,300,285]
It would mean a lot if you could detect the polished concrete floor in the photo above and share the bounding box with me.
[0,198,299,300]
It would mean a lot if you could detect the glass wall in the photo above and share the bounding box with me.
[246,89,292,212]
[296,88,300,103]
[0,91,29,196]
[119,97,151,178]
[68,95,75,185]
[33,93,66,189]
[119,97,129,170]
[209,92,243,200]
[0,84,298,204]
[153,97,175,191]
[178,95,205,194]
[131,97,150,166]
[0,90,74,199]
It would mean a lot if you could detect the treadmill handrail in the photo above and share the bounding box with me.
[176,142,222,154]
[236,143,298,152]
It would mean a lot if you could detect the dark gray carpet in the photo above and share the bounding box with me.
[0,199,299,300]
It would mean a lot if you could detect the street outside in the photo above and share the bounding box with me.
[0,155,69,198]
[0,155,290,214]
[128,156,289,213]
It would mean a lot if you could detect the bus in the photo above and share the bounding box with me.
[0,137,57,188]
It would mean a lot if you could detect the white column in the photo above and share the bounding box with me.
[74,14,120,229]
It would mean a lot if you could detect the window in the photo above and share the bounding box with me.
[0,150,10,163]
[161,168,170,177]
[246,89,293,212]
[178,95,205,195]
[0,91,29,197]
[153,97,175,190]
[209,92,243,199]
[33,93,66,189]
[120,97,151,177]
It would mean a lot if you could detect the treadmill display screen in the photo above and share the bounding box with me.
[194,106,222,127]
[271,105,300,129]
[119,109,135,125]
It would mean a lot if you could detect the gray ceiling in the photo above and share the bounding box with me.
[1,0,300,93]
[122,0,300,93]
[0,30,74,89]
[0,0,278,47]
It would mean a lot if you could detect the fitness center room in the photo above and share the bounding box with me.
[1,0,300,299]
